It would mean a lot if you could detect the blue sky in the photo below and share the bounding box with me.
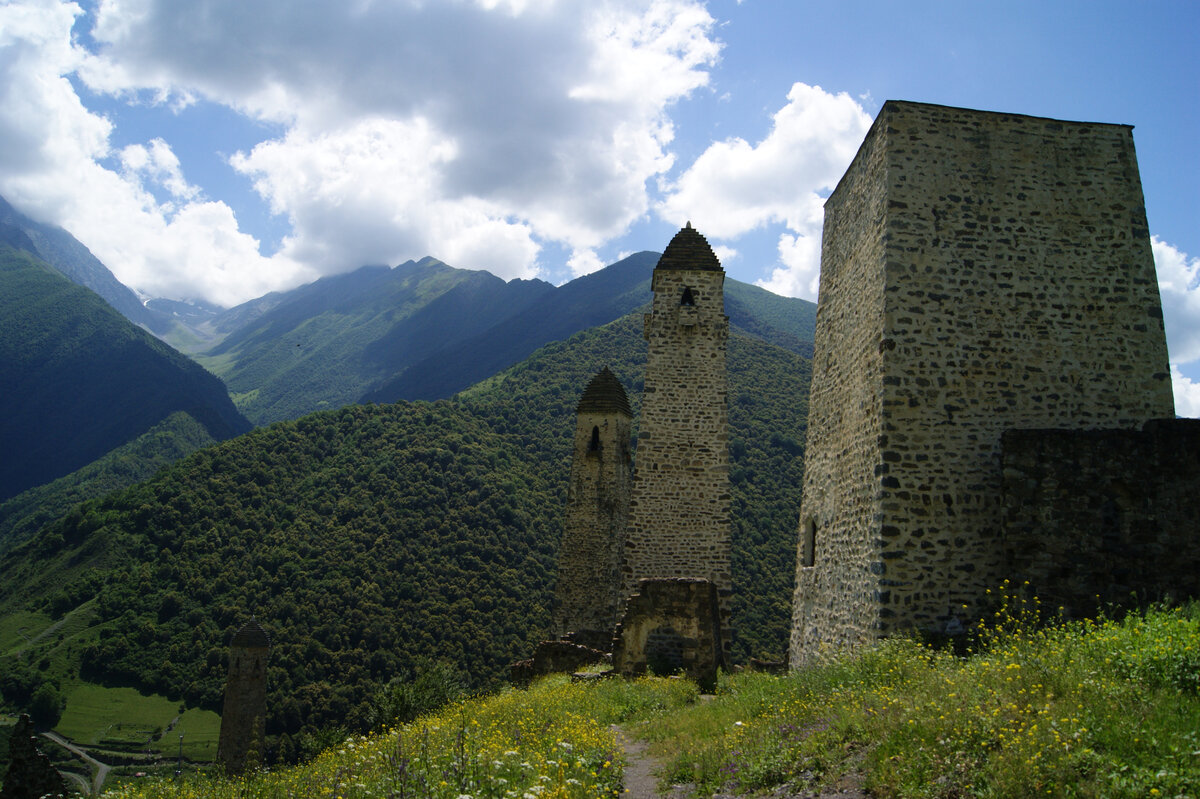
[1,0,1197,410]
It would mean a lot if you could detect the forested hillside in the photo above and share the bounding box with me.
[0,245,251,501]
[0,412,220,554]
[0,312,810,763]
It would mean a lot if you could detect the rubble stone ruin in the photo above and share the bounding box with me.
[613,577,724,692]
[623,223,733,658]
[217,618,270,775]
[0,714,67,799]
[790,100,1199,666]
[552,366,633,650]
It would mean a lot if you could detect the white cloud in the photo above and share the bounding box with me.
[1153,236,1200,365]
[1152,237,1200,418]
[758,229,823,299]
[567,248,606,278]
[5,0,717,303]
[120,138,198,202]
[1170,365,1200,418]
[0,0,305,305]
[711,244,737,266]
[657,82,870,300]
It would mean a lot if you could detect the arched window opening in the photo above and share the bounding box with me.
[589,426,601,451]
[801,517,817,567]
[680,287,695,306]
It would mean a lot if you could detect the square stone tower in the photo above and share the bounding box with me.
[790,101,1174,666]
[624,223,733,655]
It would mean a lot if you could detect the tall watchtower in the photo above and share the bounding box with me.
[217,618,270,775]
[552,367,633,649]
[624,223,732,654]
[790,101,1174,666]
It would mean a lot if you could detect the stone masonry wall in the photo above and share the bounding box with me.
[625,229,732,655]
[790,101,1174,666]
[1002,419,1200,615]
[612,577,724,692]
[790,117,890,663]
[553,403,632,644]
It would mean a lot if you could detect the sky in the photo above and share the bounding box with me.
[1,0,1197,411]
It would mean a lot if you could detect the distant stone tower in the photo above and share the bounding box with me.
[217,618,270,775]
[790,101,1174,666]
[624,223,732,655]
[552,367,633,649]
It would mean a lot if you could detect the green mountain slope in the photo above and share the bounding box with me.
[0,312,809,760]
[0,411,219,554]
[364,252,816,404]
[0,245,251,501]
[200,258,553,424]
[0,195,169,333]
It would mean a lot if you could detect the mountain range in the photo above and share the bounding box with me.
[0,243,251,504]
[0,195,817,768]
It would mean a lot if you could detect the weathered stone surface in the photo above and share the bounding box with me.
[613,578,724,692]
[1002,419,1200,615]
[790,101,1175,666]
[0,714,67,799]
[217,618,270,776]
[552,367,633,645]
[509,641,610,687]
[624,224,733,656]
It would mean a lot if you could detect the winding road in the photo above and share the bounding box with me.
[41,730,111,796]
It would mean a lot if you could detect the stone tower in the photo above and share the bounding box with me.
[624,223,732,654]
[790,101,1174,666]
[217,618,270,775]
[552,366,633,649]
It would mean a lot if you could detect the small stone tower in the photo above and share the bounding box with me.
[790,101,1174,666]
[624,223,733,654]
[552,367,633,649]
[217,618,270,776]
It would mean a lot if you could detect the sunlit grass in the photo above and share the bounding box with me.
[643,586,1200,798]
[100,590,1200,798]
[101,674,697,798]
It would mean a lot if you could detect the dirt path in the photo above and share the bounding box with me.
[42,730,111,796]
[615,727,663,798]
[613,724,872,799]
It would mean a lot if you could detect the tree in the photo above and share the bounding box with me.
[26,683,64,729]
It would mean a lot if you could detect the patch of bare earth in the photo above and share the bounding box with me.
[616,725,870,798]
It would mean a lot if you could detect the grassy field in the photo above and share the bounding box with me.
[0,599,106,676]
[56,683,220,762]
[96,593,1200,798]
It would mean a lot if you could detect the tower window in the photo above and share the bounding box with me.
[801,517,817,567]
[680,287,695,306]
[589,426,600,451]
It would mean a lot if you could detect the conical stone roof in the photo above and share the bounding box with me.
[655,222,722,272]
[231,618,270,649]
[576,367,632,416]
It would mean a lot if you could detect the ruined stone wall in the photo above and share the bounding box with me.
[613,578,724,692]
[553,403,632,644]
[1002,419,1200,615]
[625,230,732,654]
[791,101,1174,666]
